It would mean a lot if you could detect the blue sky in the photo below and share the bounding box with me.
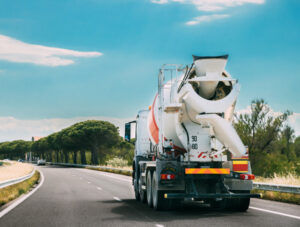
[0,0,299,140]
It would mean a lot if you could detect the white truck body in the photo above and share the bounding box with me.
[126,55,259,211]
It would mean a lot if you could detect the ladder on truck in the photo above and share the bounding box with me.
[157,64,185,154]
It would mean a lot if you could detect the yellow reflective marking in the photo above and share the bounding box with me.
[185,168,230,174]
[233,161,248,165]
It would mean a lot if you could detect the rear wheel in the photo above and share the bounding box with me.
[139,177,146,203]
[225,191,250,212]
[236,198,250,212]
[152,171,181,211]
[146,171,153,208]
[152,170,165,210]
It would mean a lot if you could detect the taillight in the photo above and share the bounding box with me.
[240,174,255,180]
[160,174,175,180]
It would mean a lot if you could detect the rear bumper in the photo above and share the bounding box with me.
[164,192,261,199]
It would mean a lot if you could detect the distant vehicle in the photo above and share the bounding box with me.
[37,159,46,165]
[3,159,10,162]
[18,159,24,162]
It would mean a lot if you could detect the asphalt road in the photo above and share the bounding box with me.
[0,166,299,227]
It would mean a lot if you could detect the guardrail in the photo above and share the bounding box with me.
[253,182,300,194]
[0,168,36,189]
[45,162,300,194]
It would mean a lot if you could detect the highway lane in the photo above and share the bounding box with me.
[0,166,299,227]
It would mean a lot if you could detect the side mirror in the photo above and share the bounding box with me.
[125,123,131,142]
[125,121,136,144]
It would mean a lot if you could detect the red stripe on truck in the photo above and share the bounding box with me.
[149,95,159,144]
[148,95,187,153]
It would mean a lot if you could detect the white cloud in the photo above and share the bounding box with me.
[191,0,264,12]
[151,0,168,4]
[151,0,264,11]
[236,107,300,137]
[151,0,264,25]
[0,35,102,67]
[186,14,229,25]
[0,116,134,142]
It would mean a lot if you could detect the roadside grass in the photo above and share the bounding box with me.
[254,172,300,186]
[104,165,132,171]
[252,189,300,205]
[86,166,132,176]
[106,157,129,168]
[0,171,40,206]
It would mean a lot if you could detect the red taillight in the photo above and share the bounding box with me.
[240,174,255,180]
[160,174,175,180]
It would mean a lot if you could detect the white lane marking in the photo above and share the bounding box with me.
[0,170,44,219]
[249,206,300,220]
[155,224,165,227]
[97,187,102,190]
[113,196,122,201]
[87,182,91,184]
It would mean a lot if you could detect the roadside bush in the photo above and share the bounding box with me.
[252,189,300,205]
[106,157,128,168]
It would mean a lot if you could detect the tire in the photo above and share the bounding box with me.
[139,177,146,203]
[152,171,180,211]
[236,198,250,212]
[152,170,164,210]
[224,197,250,212]
[146,171,153,208]
[134,172,140,201]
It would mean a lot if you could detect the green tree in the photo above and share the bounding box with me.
[0,140,32,160]
[114,140,134,165]
[280,125,296,161]
[234,99,291,176]
[47,133,64,163]
[65,120,121,165]
[294,136,300,158]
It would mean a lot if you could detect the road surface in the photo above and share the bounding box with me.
[0,166,299,226]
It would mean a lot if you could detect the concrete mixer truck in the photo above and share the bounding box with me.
[125,55,260,211]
